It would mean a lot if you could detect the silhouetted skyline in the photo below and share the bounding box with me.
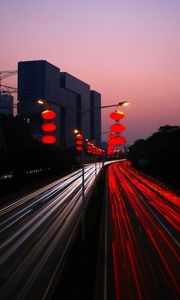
[1,0,180,144]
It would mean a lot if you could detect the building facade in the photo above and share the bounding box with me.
[18,60,101,148]
[90,91,101,147]
[0,94,13,116]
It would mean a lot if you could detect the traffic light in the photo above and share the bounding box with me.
[76,133,83,151]
[41,109,57,144]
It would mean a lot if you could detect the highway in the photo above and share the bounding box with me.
[0,162,104,300]
[105,161,179,300]
[1,159,179,300]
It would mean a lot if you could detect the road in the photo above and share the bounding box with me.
[104,160,179,300]
[0,162,105,300]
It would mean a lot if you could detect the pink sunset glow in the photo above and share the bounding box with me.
[1,0,180,144]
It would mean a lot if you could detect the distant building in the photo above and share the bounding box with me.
[101,141,108,151]
[18,60,101,148]
[0,94,13,115]
[59,71,91,141]
[90,91,101,147]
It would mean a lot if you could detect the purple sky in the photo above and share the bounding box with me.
[1,0,180,144]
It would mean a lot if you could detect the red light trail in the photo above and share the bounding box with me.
[108,161,179,300]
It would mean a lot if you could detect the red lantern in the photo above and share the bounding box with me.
[76,140,83,145]
[108,136,126,145]
[41,110,56,120]
[41,135,57,144]
[107,145,114,155]
[76,146,83,151]
[109,111,125,121]
[108,133,116,139]
[92,146,97,154]
[76,134,83,139]
[110,123,126,133]
[99,149,103,155]
[87,145,92,153]
[42,123,56,132]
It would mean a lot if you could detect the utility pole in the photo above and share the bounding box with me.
[0,70,17,94]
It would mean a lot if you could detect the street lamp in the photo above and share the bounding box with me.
[120,101,130,106]
[37,99,48,106]
[73,129,79,135]
[79,101,130,119]
[92,100,130,111]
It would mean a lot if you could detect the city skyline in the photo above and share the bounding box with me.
[18,59,101,148]
[1,0,180,145]
[0,2,179,298]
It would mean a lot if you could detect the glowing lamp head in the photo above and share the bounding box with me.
[73,129,79,134]
[37,99,46,105]
[122,101,130,106]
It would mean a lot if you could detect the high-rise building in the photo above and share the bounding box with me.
[18,60,101,148]
[59,71,91,139]
[0,94,13,115]
[90,91,101,147]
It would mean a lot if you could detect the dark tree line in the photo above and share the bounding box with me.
[128,125,180,186]
[0,114,76,179]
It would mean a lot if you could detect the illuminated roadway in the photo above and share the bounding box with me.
[1,160,179,300]
[0,162,107,300]
[102,160,179,300]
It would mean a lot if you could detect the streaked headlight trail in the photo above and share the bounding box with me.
[0,162,105,300]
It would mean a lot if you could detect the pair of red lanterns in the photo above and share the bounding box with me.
[41,109,57,144]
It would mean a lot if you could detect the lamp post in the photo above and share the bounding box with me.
[73,129,86,240]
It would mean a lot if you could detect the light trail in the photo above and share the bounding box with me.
[108,161,179,300]
[0,162,106,300]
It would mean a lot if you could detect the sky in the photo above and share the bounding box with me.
[1,0,180,144]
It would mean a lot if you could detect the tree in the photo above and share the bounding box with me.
[128,125,180,185]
